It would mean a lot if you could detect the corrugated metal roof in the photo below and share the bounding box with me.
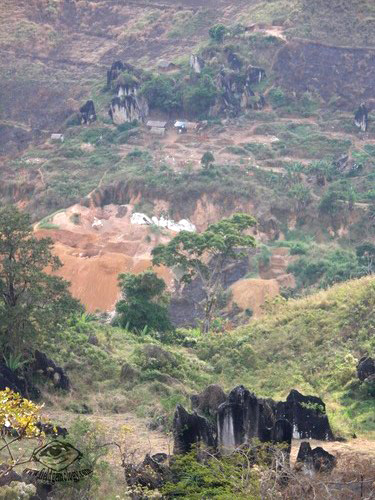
[146,120,167,128]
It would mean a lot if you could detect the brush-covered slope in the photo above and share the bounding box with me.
[44,276,375,438]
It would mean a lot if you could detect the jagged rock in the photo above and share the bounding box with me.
[141,345,177,367]
[33,350,70,391]
[190,54,205,74]
[333,154,349,172]
[276,389,334,440]
[124,453,171,490]
[173,404,215,454]
[296,442,336,473]
[108,94,148,124]
[79,100,96,125]
[354,103,369,132]
[0,362,40,400]
[357,356,375,381]
[88,333,99,346]
[107,61,134,88]
[191,384,227,417]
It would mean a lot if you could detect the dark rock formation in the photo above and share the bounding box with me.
[173,404,215,454]
[191,384,227,417]
[354,103,369,132]
[217,386,292,452]
[357,356,375,381]
[0,362,40,400]
[226,49,243,71]
[107,61,134,88]
[209,64,266,116]
[33,350,70,391]
[174,386,332,458]
[276,389,334,441]
[124,453,171,490]
[296,442,336,473]
[79,100,96,125]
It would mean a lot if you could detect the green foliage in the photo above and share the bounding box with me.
[152,214,256,332]
[0,206,81,355]
[163,448,260,499]
[140,75,182,112]
[201,151,215,168]
[115,270,172,334]
[209,24,228,43]
[182,75,218,117]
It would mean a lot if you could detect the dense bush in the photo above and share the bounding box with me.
[140,75,182,112]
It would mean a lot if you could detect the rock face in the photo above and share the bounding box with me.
[354,103,369,132]
[190,54,205,74]
[217,386,291,452]
[33,350,70,391]
[276,389,334,441]
[173,404,215,454]
[211,65,266,116]
[357,356,375,381]
[124,453,170,490]
[173,385,333,457]
[109,93,148,125]
[79,100,96,125]
[0,362,40,400]
[296,442,337,473]
[191,384,227,418]
[107,61,149,124]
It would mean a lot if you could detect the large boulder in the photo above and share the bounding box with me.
[33,350,70,391]
[190,54,205,74]
[173,404,215,454]
[296,442,336,473]
[191,384,227,418]
[357,356,375,381]
[0,362,40,400]
[354,103,369,132]
[108,94,148,124]
[276,389,334,440]
[79,100,96,125]
[124,453,171,490]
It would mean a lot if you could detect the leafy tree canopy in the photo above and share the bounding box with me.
[152,213,256,332]
[115,270,172,334]
[0,206,81,355]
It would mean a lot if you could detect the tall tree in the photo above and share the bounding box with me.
[115,270,172,333]
[152,213,256,333]
[0,206,81,355]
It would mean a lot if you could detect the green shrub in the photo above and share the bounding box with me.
[209,24,227,43]
[140,75,182,112]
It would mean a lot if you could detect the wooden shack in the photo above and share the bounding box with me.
[146,120,167,136]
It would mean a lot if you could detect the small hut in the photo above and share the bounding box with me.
[146,120,167,136]
[50,134,64,143]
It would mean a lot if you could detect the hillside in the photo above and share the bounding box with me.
[43,275,375,438]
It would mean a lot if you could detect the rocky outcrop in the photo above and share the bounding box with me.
[0,362,40,400]
[33,350,70,391]
[296,442,337,473]
[106,61,148,124]
[354,103,369,132]
[210,65,266,116]
[357,356,375,381]
[173,385,333,458]
[275,389,334,441]
[217,386,291,452]
[124,453,171,490]
[191,385,227,418]
[173,404,215,454]
[109,93,148,124]
[190,54,205,74]
[79,100,96,125]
